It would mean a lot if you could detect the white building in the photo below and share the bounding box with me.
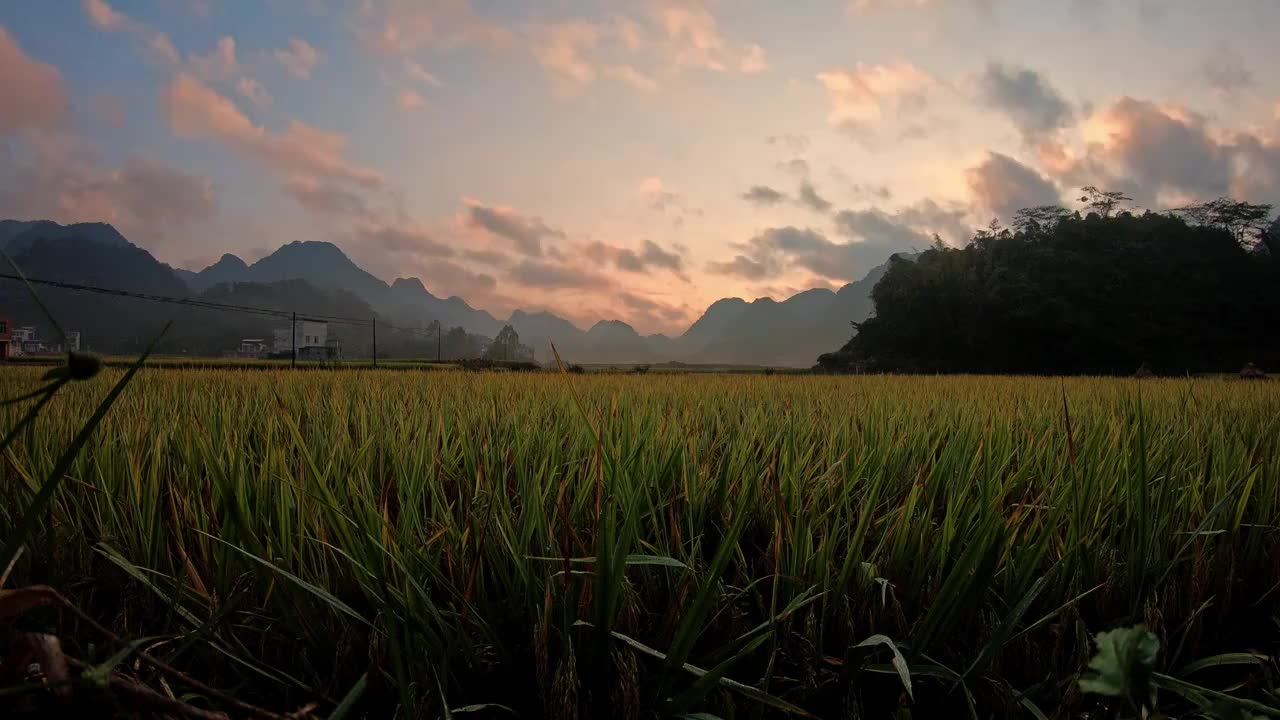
[273,321,328,354]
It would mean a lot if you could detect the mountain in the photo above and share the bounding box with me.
[0,218,895,366]
[189,254,250,292]
[0,229,193,352]
[1,220,132,254]
[385,277,502,337]
[671,255,903,366]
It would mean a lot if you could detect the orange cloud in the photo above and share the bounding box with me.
[0,25,67,132]
[816,62,934,128]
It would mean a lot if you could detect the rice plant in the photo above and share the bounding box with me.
[1,369,1277,717]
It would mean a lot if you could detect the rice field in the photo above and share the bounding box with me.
[2,368,1278,718]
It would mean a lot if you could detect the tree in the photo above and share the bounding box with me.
[486,325,521,362]
[1175,197,1274,248]
[443,326,469,360]
[1013,205,1071,234]
[821,207,1280,375]
[426,319,442,362]
[1079,186,1133,218]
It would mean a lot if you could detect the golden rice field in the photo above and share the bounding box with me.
[1,368,1278,718]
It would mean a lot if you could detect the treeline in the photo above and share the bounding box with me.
[819,195,1279,375]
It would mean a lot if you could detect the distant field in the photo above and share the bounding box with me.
[1,370,1277,717]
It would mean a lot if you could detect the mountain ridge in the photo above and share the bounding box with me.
[0,218,893,365]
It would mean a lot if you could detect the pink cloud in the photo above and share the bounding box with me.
[530,20,601,91]
[396,88,426,111]
[355,0,515,55]
[0,25,68,132]
[163,72,382,188]
[82,0,180,65]
[0,132,216,243]
[274,37,323,79]
[91,93,128,129]
[189,36,240,83]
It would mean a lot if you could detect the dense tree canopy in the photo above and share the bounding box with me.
[819,205,1279,375]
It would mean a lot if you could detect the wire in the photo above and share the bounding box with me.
[0,274,441,337]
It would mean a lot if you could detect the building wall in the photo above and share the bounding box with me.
[273,322,329,354]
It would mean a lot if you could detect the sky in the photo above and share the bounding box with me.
[2,0,1279,334]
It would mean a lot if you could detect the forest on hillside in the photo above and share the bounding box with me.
[819,194,1279,375]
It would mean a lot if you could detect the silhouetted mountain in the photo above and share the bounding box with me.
[190,253,250,292]
[0,231,191,352]
[245,242,390,306]
[385,276,502,336]
[674,256,903,366]
[0,218,892,365]
[1,219,133,253]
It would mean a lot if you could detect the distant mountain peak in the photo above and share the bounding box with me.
[212,253,248,269]
[391,277,428,292]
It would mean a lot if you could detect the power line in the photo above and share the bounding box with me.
[0,274,441,337]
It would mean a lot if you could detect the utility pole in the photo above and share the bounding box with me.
[372,316,377,368]
[291,312,297,369]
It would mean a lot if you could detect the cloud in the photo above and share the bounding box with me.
[638,177,676,210]
[163,72,383,188]
[0,138,216,242]
[354,0,515,55]
[354,221,456,257]
[816,62,934,131]
[617,291,692,328]
[717,225,908,283]
[706,253,779,281]
[979,62,1073,142]
[464,200,564,256]
[190,35,240,83]
[417,259,498,296]
[0,26,68,132]
[965,151,1061,220]
[777,158,810,177]
[84,0,128,30]
[584,239,685,276]
[767,134,810,154]
[741,185,786,205]
[530,20,601,92]
[1073,98,1231,206]
[275,37,323,79]
[739,43,767,74]
[91,93,128,129]
[404,60,443,86]
[1229,133,1280,204]
[283,175,372,219]
[654,0,763,74]
[508,258,610,289]
[604,64,659,92]
[895,198,973,245]
[797,181,832,213]
[848,0,937,12]
[396,88,426,111]
[237,77,273,109]
[1201,47,1253,95]
[82,0,180,65]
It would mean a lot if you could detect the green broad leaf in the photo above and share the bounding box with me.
[1079,625,1159,704]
